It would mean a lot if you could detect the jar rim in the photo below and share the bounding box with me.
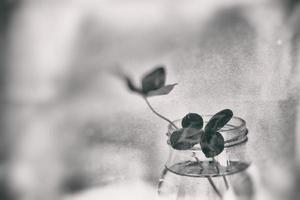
[168,115,246,132]
[167,115,248,150]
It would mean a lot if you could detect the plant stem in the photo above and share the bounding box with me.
[194,156,222,199]
[143,96,179,129]
[213,157,229,190]
[208,177,222,198]
[222,175,229,190]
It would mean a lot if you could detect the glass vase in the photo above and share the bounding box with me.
[158,116,252,200]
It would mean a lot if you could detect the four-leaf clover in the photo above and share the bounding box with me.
[170,109,233,158]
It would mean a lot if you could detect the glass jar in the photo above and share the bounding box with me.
[158,115,252,200]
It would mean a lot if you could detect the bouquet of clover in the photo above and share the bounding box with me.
[122,65,233,198]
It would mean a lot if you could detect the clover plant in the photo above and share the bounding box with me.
[171,109,233,157]
[123,66,178,129]
[122,65,233,198]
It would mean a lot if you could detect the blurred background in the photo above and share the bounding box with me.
[1,0,300,199]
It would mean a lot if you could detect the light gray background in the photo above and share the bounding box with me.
[3,0,300,199]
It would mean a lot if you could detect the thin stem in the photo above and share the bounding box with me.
[222,176,229,190]
[213,157,220,174]
[207,177,222,198]
[213,157,229,190]
[143,96,178,129]
[194,156,222,199]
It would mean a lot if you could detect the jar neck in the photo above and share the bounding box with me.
[167,115,248,149]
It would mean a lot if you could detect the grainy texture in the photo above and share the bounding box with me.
[4,0,300,199]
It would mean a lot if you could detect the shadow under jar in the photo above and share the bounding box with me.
[158,116,252,200]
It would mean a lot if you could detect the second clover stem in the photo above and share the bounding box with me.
[207,177,222,198]
[194,157,222,199]
[223,176,229,190]
[213,157,229,190]
[143,96,179,129]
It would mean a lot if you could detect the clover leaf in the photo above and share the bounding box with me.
[181,113,204,129]
[125,76,142,94]
[124,66,177,97]
[170,128,203,150]
[200,109,232,158]
[142,67,166,93]
[204,109,233,132]
[200,131,224,157]
[147,83,178,97]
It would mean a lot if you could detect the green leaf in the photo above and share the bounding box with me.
[170,128,203,150]
[141,66,166,94]
[200,131,224,158]
[146,84,177,97]
[181,113,203,129]
[125,76,142,94]
[204,109,233,132]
